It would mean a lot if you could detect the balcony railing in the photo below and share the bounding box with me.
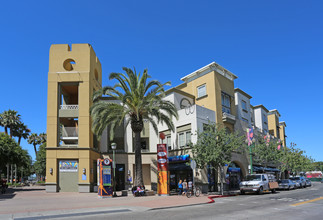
[60,105,79,110]
[222,112,236,124]
[61,127,78,138]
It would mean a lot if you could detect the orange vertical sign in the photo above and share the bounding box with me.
[157,144,169,196]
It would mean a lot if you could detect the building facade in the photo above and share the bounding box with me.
[45,44,287,193]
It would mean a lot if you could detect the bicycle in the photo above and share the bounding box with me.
[186,185,201,198]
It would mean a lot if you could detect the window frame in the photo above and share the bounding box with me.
[221,92,231,114]
[178,130,192,148]
[242,100,247,112]
[197,84,207,98]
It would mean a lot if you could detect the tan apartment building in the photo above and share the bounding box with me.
[177,62,237,133]
[176,62,249,191]
[268,109,287,147]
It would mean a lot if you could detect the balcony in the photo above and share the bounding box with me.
[60,127,78,145]
[59,105,79,118]
[222,112,236,125]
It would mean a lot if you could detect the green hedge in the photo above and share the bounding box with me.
[308,178,322,182]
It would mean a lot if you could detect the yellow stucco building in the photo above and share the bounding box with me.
[267,109,287,147]
[46,44,102,192]
[177,62,237,133]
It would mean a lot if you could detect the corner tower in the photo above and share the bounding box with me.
[46,44,102,192]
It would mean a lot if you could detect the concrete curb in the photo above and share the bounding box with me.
[207,194,239,203]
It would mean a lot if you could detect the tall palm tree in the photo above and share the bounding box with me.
[27,133,41,156]
[0,110,21,137]
[91,67,178,186]
[12,122,30,145]
[39,132,47,144]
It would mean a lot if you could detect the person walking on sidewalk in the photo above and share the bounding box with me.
[188,179,193,190]
[182,179,188,195]
[178,179,183,195]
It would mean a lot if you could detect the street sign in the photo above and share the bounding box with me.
[190,160,196,170]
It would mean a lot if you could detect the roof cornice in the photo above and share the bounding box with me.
[269,109,281,117]
[279,121,287,127]
[253,104,269,113]
[234,88,252,99]
[180,62,238,83]
[165,88,195,99]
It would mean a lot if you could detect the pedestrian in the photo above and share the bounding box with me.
[178,179,183,195]
[182,179,188,195]
[139,185,145,196]
[188,179,193,190]
[1,179,7,194]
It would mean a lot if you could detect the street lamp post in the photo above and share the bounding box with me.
[247,127,255,174]
[111,142,117,197]
[249,143,254,174]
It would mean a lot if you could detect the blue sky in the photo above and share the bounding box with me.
[0,0,322,162]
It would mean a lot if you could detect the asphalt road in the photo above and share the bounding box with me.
[65,182,323,220]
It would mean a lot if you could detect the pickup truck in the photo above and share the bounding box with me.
[239,174,278,195]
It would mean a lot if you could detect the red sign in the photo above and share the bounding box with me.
[159,132,165,140]
[157,144,168,171]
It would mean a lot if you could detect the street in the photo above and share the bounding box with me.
[1,182,321,220]
[87,182,323,220]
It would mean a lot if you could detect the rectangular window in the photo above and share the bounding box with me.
[242,117,248,123]
[242,100,247,112]
[263,114,267,124]
[221,92,231,114]
[186,131,191,145]
[178,133,185,147]
[197,84,206,98]
[166,135,171,148]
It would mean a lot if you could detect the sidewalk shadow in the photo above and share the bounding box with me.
[0,188,16,200]
[13,188,45,192]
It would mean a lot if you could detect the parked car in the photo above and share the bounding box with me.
[278,179,296,190]
[305,179,312,187]
[240,174,278,195]
[290,176,306,188]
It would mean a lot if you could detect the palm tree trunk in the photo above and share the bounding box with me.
[9,126,13,138]
[18,136,22,145]
[134,131,144,187]
[10,164,13,184]
[33,144,37,156]
[5,126,8,135]
[7,164,9,181]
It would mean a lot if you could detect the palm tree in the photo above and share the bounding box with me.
[0,110,21,137]
[39,132,47,144]
[27,133,41,156]
[12,122,30,145]
[91,67,178,186]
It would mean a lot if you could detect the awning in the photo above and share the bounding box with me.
[253,166,280,172]
[168,154,190,162]
[169,162,192,171]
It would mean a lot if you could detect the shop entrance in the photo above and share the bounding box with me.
[169,162,193,192]
[116,164,125,191]
[207,164,218,192]
[227,162,242,190]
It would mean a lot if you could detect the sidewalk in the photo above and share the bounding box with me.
[0,186,213,219]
